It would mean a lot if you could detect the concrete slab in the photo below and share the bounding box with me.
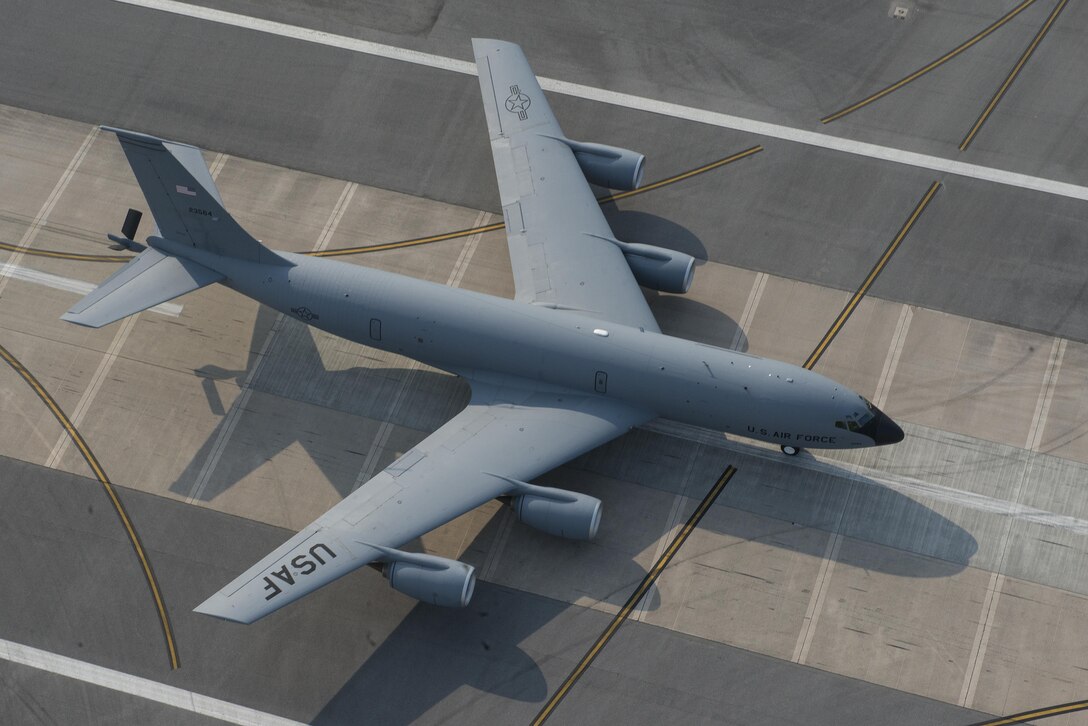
[177,389,376,526]
[0,324,110,466]
[455,227,515,299]
[744,274,850,366]
[649,262,756,350]
[808,296,903,401]
[212,155,348,254]
[324,183,487,282]
[1004,452,1088,596]
[117,285,274,383]
[1040,339,1088,464]
[885,308,1053,447]
[24,129,147,264]
[0,109,91,250]
[802,536,990,704]
[51,355,244,502]
[488,467,678,612]
[644,501,828,661]
[971,576,1088,719]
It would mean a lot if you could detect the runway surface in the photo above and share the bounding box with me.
[2,1,1088,724]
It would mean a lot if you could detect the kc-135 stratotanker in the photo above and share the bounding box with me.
[64,39,902,623]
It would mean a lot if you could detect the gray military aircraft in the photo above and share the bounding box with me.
[63,39,902,623]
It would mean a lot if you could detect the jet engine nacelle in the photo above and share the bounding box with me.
[513,489,603,541]
[384,551,476,608]
[564,139,646,191]
[622,243,696,294]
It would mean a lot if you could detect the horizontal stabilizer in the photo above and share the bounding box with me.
[62,247,222,328]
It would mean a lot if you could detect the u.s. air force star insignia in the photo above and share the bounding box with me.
[505,84,531,120]
[291,306,319,321]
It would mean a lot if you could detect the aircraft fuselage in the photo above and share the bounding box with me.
[153,237,901,450]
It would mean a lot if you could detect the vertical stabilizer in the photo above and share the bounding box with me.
[103,126,285,265]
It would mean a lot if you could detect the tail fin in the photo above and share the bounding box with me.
[61,128,288,328]
[102,126,284,265]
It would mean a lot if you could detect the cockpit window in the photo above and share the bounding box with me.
[837,404,874,432]
[835,417,861,432]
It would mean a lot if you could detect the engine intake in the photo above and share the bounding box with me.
[514,489,602,541]
[382,550,476,608]
[563,139,645,191]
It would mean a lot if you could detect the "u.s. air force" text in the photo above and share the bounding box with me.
[262,543,337,600]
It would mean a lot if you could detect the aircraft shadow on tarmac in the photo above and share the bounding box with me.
[311,451,977,725]
[600,206,709,262]
[645,292,750,352]
[173,306,976,576]
[170,309,976,723]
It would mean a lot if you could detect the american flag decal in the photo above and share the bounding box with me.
[175,184,196,196]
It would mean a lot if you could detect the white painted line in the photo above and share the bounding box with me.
[633,442,704,623]
[0,127,98,299]
[116,0,476,73]
[0,263,182,316]
[46,314,140,468]
[313,182,358,254]
[0,637,304,726]
[961,572,1005,707]
[117,0,1088,202]
[792,531,842,664]
[954,342,1056,707]
[1025,338,1066,452]
[731,272,767,350]
[871,304,912,408]
[207,151,229,180]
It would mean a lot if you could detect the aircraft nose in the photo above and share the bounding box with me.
[859,405,905,446]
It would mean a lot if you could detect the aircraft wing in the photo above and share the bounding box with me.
[473,38,661,333]
[195,375,651,623]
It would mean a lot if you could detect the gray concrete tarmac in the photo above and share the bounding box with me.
[0,455,991,725]
[2,0,1087,341]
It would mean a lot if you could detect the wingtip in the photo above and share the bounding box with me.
[471,38,520,56]
[59,311,102,328]
[193,595,254,624]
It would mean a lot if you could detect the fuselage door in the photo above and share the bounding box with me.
[594,370,607,394]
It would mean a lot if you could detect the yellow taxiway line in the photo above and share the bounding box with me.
[0,240,129,263]
[821,0,1041,124]
[959,0,1068,151]
[968,698,1088,725]
[803,181,940,370]
[531,465,738,725]
[0,342,180,670]
[313,147,763,258]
